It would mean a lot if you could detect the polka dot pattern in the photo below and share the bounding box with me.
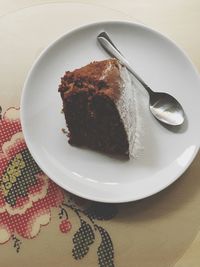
[97,226,114,267]
[59,219,72,233]
[72,219,95,260]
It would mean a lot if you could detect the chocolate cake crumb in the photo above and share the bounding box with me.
[61,128,68,134]
[58,59,129,157]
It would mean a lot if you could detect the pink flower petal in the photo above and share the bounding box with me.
[0,107,21,148]
[2,132,26,161]
[14,208,51,239]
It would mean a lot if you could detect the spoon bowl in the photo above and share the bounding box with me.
[149,92,184,125]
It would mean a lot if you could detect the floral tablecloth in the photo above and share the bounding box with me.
[0,2,200,267]
[0,106,116,265]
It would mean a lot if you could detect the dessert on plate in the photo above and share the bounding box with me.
[58,58,143,158]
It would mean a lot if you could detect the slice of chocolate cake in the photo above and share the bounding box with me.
[59,59,142,158]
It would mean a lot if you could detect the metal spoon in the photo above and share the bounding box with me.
[97,32,185,126]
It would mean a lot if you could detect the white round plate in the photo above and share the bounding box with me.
[21,21,200,203]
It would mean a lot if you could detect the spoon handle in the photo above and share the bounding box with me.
[97,32,153,95]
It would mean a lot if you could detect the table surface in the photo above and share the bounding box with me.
[0,1,200,267]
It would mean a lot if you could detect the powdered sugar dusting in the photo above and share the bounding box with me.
[99,61,113,80]
[116,64,144,158]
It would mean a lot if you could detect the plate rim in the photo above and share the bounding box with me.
[20,20,200,203]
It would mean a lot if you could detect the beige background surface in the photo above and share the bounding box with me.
[0,1,200,267]
[0,0,200,70]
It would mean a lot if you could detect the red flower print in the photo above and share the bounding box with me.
[0,108,64,243]
[59,219,72,234]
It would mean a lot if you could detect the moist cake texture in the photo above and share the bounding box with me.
[59,59,142,158]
